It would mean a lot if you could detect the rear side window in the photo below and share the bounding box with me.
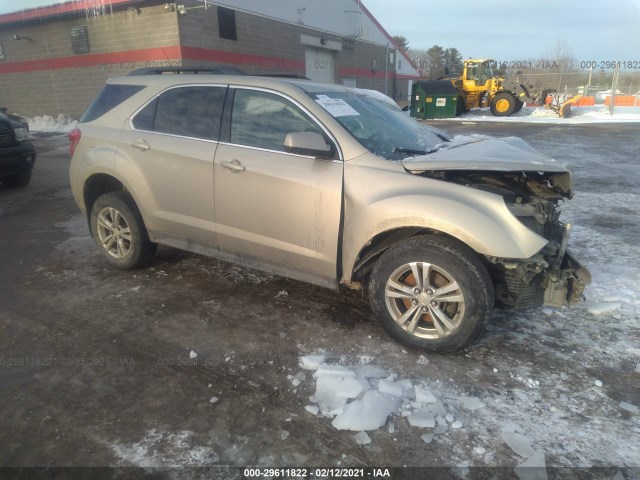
[80,84,144,122]
[132,86,226,141]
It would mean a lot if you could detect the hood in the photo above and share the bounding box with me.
[403,137,568,174]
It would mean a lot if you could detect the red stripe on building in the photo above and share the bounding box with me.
[0,46,182,74]
[0,0,136,24]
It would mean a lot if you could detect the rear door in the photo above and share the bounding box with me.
[213,87,343,281]
[117,85,226,246]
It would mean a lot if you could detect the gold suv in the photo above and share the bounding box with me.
[69,69,590,353]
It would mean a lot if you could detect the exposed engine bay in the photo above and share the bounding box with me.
[415,169,591,309]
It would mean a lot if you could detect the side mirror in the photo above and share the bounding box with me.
[283,132,334,159]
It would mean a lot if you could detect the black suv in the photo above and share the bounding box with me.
[0,110,36,187]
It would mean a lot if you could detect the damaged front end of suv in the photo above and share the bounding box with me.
[404,136,591,311]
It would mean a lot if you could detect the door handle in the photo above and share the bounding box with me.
[220,159,246,173]
[130,140,150,151]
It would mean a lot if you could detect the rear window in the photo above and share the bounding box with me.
[80,84,144,122]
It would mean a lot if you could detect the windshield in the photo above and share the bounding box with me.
[309,91,447,161]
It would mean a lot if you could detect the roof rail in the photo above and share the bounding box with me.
[258,74,310,80]
[127,66,246,76]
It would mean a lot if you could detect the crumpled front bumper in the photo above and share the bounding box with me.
[542,249,591,307]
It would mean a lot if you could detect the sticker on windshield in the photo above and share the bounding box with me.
[315,97,360,117]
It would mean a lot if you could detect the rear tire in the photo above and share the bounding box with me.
[490,93,517,116]
[2,170,32,187]
[90,192,157,269]
[369,235,493,353]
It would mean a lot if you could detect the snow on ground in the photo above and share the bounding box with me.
[110,429,219,467]
[442,106,640,124]
[26,114,77,133]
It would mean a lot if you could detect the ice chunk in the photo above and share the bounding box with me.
[397,378,413,390]
[314,375,363,414]
[434,425,448,434]
[189,350,198,359]
[407,411,435,428]
[414,386,438,404]
[452,420,463,429]
[514,452,547,480]
[388,423,395,434]
[619,401,638,413]
[501,429,537,458]
[594,380,603,387]
[474,446,486,456]
[421,433,434,444]
[354,365,389,378]
[587,302,620,315]
[445,414,454,423]
[332,391,401,431]
[280,430,290,440]
[462,396,486,411]
[401,410,412,417]
[378,379,404,398]
[305,405,319,416]
[354,431,371,445]
[299,354,326,370]
[209,396,218,404]
[313,364,356,378]
[417,355,429,365]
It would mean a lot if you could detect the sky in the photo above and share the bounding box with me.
[363,0,640,65]
[1,0,639,68]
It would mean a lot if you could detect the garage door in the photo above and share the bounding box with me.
[305,47,334,84]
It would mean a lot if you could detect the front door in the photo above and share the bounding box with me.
[214,88,343,281]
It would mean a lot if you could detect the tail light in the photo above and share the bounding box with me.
[69,127,81,157]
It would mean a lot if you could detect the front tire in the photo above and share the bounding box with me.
[490,93,517,116]
[90,192,157,269]
[2,170,32,187]
[369,235,494,353]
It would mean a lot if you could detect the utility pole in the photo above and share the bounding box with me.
[609,63,620,115]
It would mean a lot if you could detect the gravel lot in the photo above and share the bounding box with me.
[1,122,638,478]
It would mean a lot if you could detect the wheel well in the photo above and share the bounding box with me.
[351,227,471,284]
[83,174,125,227]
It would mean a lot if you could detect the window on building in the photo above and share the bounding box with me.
[132,86,226,141]
[218,7,237,41]
[70,25,90,54]
[230,90,325,152]
[0,43,5,60]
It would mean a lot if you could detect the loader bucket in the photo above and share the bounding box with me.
[559,94,582,118]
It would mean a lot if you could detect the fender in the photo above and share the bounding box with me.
[340,156,548,283]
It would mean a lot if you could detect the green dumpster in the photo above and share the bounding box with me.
[410,80,458,119]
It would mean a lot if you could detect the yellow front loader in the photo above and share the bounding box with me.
[440,59,577,118]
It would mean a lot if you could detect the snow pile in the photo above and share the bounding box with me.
[27,114,78,133]
[298,355,476,441]
[442,106,640,124]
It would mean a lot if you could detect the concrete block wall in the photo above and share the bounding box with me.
[0,5,180,118]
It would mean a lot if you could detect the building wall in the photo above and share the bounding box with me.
[0,5,180,117]
[177,0,398,97]
[0,1,414,117]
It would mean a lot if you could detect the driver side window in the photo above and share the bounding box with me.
[230,89,326,152]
